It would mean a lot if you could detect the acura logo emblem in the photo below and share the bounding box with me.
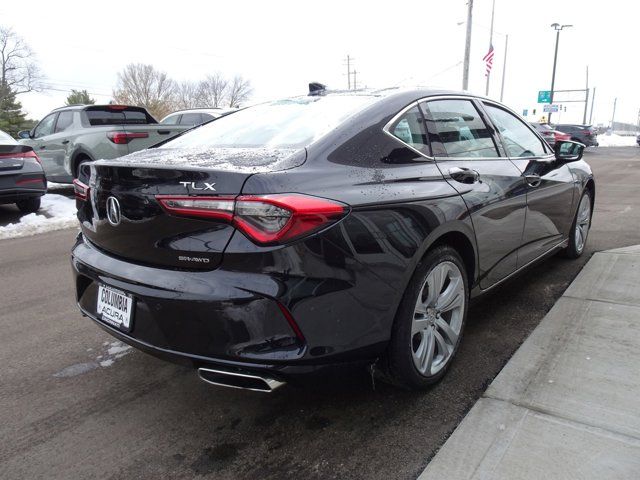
[106,196,121,226]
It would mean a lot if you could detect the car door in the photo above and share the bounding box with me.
[27,112,60,177]
[482,102,576,266]
[46,110,76,178]
[420,97,527,289]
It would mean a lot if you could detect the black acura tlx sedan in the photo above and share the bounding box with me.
[71,87,594,392]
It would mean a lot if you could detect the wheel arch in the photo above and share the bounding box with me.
[584,178,595,214]
[71,149,94,177]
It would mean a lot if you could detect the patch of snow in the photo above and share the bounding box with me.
[0,193,78,240]
[101,146,302,174]
[46,181,73,191]
[53,362,99,378]
[107,344,132,356]
[98,341,134,368]
[597,134,637,147]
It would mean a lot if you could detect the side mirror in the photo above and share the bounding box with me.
[554,140,584,162]
[17,130,32,139]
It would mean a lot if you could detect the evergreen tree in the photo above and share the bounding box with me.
[66,89,95,105]
[0,83,28,138]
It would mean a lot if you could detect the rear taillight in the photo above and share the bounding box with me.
[73,178,90,201]
[156,193,349,245]
[584,130,591,136]
[0,150,41,164]
[107,131,149,144]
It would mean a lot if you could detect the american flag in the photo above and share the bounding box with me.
[483,44,495,77]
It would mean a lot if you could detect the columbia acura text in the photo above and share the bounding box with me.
[71,86,594,392]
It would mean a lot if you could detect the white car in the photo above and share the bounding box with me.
[160,108,237,126]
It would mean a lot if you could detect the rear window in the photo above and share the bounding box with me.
[162,95,379,149]
[85,107,156,126]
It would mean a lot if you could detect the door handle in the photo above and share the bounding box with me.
[525,174,542,187]
[62,140,70,145]
[448,167,480,184]
[157,129,171,135]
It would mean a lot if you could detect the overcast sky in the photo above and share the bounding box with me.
[1,0,637,126]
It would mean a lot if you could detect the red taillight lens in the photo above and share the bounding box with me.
[107,131,149,144]
[156,193,348,245]
[73,178,90,201]
[0,150,41,164]
[156,196,235,221]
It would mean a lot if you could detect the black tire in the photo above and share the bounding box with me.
[74,156,91,179]
[383,245,469,390]
[562,189,592,259]
[16,197,41,213]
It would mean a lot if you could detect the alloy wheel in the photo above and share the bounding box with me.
[411,261,465,376]
[575,195,591,254]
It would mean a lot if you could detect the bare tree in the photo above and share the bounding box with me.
[227,75,252,108]
[198,73,229,108]
[112,63,177,119]
[174,80,201,109]
[0,26,43,93]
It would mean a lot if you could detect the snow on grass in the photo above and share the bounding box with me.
[597,134,638,147]
[0,193,78,240]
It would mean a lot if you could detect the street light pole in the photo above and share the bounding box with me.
[548,23,572,124]
[462,0,474,91]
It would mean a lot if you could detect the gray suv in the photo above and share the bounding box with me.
[19,105,189,183]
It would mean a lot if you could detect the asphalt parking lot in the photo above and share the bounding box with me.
[1,147,639,480]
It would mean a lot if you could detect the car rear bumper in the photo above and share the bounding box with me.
[0,187,46,205]
[71,234,381,382]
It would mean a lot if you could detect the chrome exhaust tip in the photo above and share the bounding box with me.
[197,367,285,393]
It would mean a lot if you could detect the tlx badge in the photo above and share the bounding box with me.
[179,181,216,191]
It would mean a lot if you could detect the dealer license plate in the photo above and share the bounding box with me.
[97,284,134,330]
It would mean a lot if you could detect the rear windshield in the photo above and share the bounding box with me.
[162,95,379,149]
[85,107,156,126]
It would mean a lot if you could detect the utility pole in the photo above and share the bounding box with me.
[485,0,496,96]
[589,87,596,124]
[500,34,509,102]
[462,0,474,90]
[548,23,572,124]
[610,97,617,131]
[582,65,589,124]
[346,55,351,90]
[353,70,357,90]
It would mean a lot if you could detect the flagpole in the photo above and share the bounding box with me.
[485,0,496,96]
[499,34,508,102]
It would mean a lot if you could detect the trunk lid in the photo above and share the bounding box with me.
[77,147,303,270]
[0,145,31,174]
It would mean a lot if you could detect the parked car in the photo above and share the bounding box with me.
[636,134,640,146]
[17,105,191,183]
[160,108,236,126]
[529,122,570,146]
[71,88,594,392]
[552,124,599,147]
[0,129,46,213]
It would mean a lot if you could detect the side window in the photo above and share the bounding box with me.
[421,99,498,158]
[54,111,74,133]
[484,104,546,157]
[388,105,428,153]
[201,113,216,122]
[180,113,203,125]
[161,114,180,125]
[34,113,57,139]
